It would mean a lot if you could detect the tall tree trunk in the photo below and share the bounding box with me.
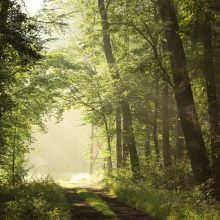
[175,105,185,161]
[162,81,172,166]
[0,0,9,60]
[214,16,220,121]
[215,37,220,126]
[11,129,16,186]
[157,0,211,184]
[103,116,112,172]
[203,11,220,199]
[121,101,140,176]
[145,129,151,159]
[116,107,122,168]
[122,110,129,164]
[153,76,160,158]
[214,22,220,119]
[0,0,10,165]
[210,0,220,11]
[98,0,141,178]
[90,124,95,175]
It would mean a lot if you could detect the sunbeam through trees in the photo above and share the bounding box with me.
[0,0,220,219]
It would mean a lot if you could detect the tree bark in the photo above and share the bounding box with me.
[122,110,129,165]
[121,101,140,176]
[116,106,122,168]
[103,116,113,172]
[90,124,95,175]
[203,11,220,199]
[214,22,220,120]
[175,105,185,161]
[0,0,9,60]
[157,0,211,184]
[11,128,16,186]
[210,0,220,11]
[98,0,141,178]
[153,76,160,158]
[0,0,9,158]
[145,129,151,159]
[162,81,172,166]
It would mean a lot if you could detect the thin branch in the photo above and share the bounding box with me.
[132,23,174,88]
[106,0,112,10]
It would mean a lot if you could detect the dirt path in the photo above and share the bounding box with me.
[64,188,157,220]
[64,188,111,220]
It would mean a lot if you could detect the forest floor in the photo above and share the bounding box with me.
[64,187,156,220]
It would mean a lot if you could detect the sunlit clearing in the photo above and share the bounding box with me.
[70,172,90,184]
[76,189,117,218]
[25,171,49,182]
[56,173,91,188]
[28,110,91,181]
[57,172,104,188]
[23,0,43,15]
[70,172,103,186]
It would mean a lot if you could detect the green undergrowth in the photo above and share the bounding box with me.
[76,189,117,219]
[109,176,220,220]
[0,178,71,220]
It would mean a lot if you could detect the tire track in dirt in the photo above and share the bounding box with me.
[64,188,157,220]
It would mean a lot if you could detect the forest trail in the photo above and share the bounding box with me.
[64,187,156,220]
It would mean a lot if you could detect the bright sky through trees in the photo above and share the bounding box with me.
[24,0,42,14]
[1,1,220,219]
[28,110,90,179]
[22,0,91,179]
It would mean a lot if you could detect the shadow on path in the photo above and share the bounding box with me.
[88,188,156,220]
[64,188,157,220]
[64,188,112,220]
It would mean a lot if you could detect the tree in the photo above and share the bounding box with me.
[175,107,185,161]
[0,0,43,185]
[202,5,220,199]
[153,76,160,159]
[157,0,211,184]
[116,107,122,168]
[162,81,172,166]
[98,0,141,178]
[211,0,220,11]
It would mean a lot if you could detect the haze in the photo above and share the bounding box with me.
[22,0,91,180]
[28,110,91,180]
[23,0,42,15]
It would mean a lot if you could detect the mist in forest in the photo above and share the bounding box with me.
[28,110,91,180]
[23,0,42,15]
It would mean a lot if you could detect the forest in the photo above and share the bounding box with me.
[1,0,220,219]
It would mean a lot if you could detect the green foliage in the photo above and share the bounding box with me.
[110,176,220,220]
[76,189,116,218]
[141,158,193,190]
[0,0,49,187]
[1,0,220,217]
[0,178,71,220]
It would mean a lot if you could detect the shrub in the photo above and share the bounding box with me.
[110,176,220,220]
[0,178,71,220]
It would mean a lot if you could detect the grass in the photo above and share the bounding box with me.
[76,189,117,219]
[0,178,71,220]
[56,179,75,188]
[57,172,104,188]
[110,178,220,220]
